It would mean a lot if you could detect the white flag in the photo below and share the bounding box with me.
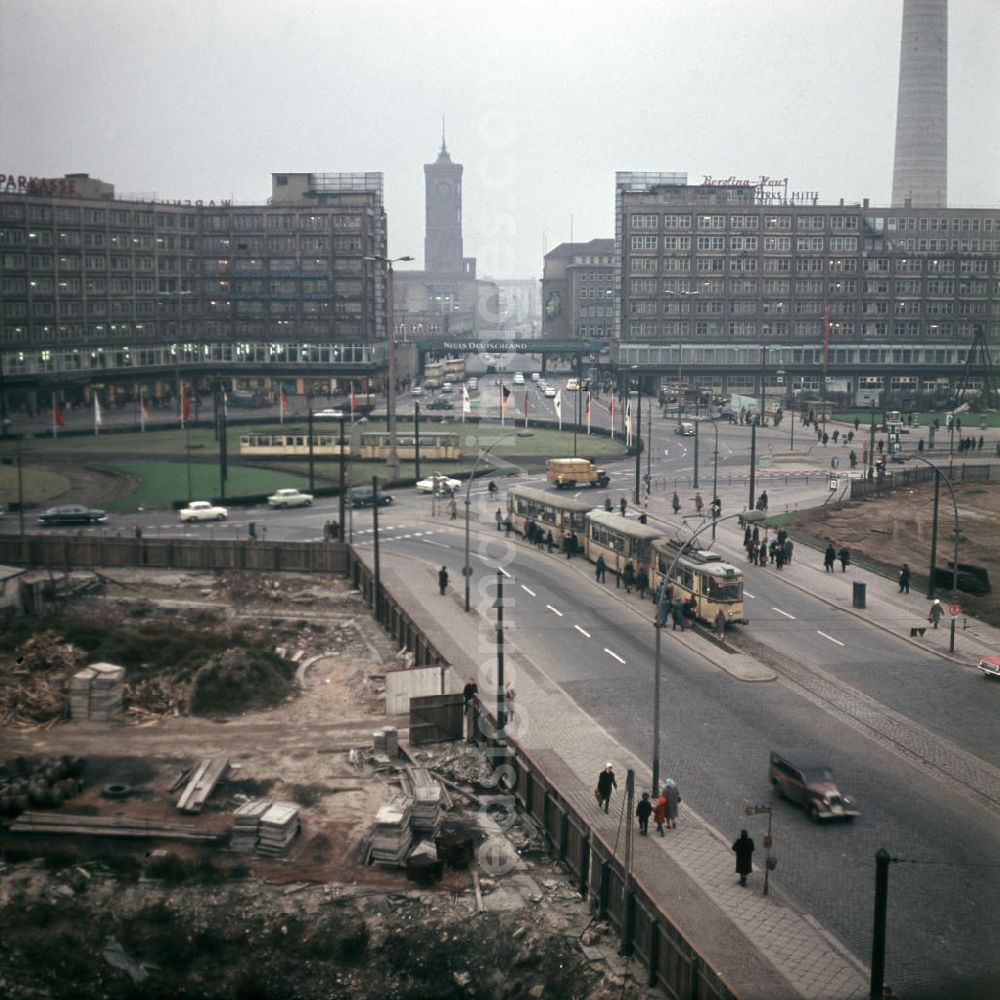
[461,385,471,422]
[94,394,103,434]
[554,390,562,430]
[625,399,632,446]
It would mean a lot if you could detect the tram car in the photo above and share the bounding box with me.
[584,510,664,578]
[359,431,460,461]
[649,538,747,625]
[506,486,594,552]
[239,428,350,458]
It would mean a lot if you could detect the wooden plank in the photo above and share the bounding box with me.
[472,870,484,913]
[177,757,229,813]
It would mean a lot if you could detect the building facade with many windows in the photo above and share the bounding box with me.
[0,172,388,410]
[541,239,615,342]
[613,172,1000,402]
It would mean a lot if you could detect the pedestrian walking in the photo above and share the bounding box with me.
[756,490,769,513]
[636,793,652,836]
[694,492,704,515]
[775,545,785,570]
[620,495,628,516]
[758,540,768,567]
[672,491,681,514]
[732,829,756,887]
[653,792,667,836]
[438,565,449,595]
[623,561,636,594]
[546,530,555,553]
[595,554,607,583]
[662,779,680,829]
[838,546,850,572]
[636,567,649,600]
[495,508,503,531]
[929,598,944,629]
[824,543,836,572]
[604,496,613,513]
[504,517,513,536]
[783,538,794,564]
[671,601,684,631]
[449,496,457,520]
[743,525,752,550]
[134,524,143,540]
[715,608,727,640]
[898,563,911,594]
[596,763,617,813]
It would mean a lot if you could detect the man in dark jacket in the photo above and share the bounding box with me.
[824,543,836,572]
[636,792,653,835]
[438,565,449,595]
[732,829,755,887]
[596,763,617,813]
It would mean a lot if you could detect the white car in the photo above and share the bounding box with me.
[267,488,314,509]
[416,475,462,495]
[441,381,453,393]
[513,372,525,385]
[316,408,346,417]
[530,372,540,382]
[467,377,478,391]
[411,386,424,396]
[180,500,229,522]
[543,386,557,398]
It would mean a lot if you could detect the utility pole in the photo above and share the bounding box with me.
[693,420,700,489]
[620,768,636,957]
[413,403,421,482]
[307,396,315,493]
[748,422,757,512]
[372,475,381,620]
[869,848,893,1000]
[495,570,506,729]
[927,468,940,598]
[337,416,347,542]
[633,379,642,505]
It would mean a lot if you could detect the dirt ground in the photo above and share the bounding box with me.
[787,480,1000,624]
[0,570,652,999]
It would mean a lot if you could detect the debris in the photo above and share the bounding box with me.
[473,870,484,912]
[176,757,229,814]
[10,811,222,842]
[101,936,149,984]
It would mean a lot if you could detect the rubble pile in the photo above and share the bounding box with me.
[0,631,88,729]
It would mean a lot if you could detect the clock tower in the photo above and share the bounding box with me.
[424,129,464,275]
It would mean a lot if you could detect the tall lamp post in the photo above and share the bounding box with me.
[366,255,414,483]
[777,368,794,452]
[708,418,720,541]
[651,509,765,793]
[463,444,494,612]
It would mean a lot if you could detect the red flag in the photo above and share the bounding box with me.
[609,397,615,420]
[53,397,65,429]
[141,400,150,421]
[501,384,511,412]
[181,387,191,423]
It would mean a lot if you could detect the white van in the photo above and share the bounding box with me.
[675,421,696,436]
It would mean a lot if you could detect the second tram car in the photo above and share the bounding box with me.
[584,510,664,577]
[649,538,747,625]
[239,429,350,458]
[359,431,459,461]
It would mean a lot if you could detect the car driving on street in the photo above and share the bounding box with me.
[769,748,859,822]
[347,486,394,508]
[179,501,229,523]
[37,505,108,526]
[416,474,462,495]
[267,488,314,509]
[426,398,454,410]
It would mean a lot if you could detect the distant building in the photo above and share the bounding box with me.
[0,171,388,409]
[612,171,999,403]
[541,239,615,342]
[892,0,948,208]
[394,137,498,343]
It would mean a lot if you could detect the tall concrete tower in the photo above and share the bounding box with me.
[891,0,948,207]
[423,128,464,275]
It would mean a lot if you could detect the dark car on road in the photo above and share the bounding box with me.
[769,748,859,822]
[37,504,108,526]
[426,398,455,410]
[347,486,395,509]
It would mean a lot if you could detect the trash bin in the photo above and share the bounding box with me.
[852,581,866,609]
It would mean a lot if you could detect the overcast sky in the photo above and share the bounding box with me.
[2,0,998,280]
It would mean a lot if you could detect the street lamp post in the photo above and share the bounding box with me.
[777,368,794,452]
[463,444,494,612]
[708,418,720,541]
[651,509,765,793]
[366,255,414,483]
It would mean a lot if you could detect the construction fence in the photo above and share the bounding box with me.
[849,461,999,500]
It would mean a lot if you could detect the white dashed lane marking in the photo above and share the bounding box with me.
[817,630,844,646]
[772,607,796,620]
[521,585,537,597]
[574,625,591,638]
[546,605,564,617]
[605,648,626,665]
[744,590,757,599]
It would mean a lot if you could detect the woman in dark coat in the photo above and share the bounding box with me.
[662,779,680,829]
[732,829,755,887]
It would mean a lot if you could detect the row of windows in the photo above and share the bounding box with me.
[619,343,976,367]
[628,255,1000,277]
[626,299,999,318]
[627,277,997,297]
[624,321,992,340]
[0,202,365,231]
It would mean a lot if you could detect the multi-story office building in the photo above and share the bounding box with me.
[541,239,615,341]
[613,172,1000,404]
[0,171,388,411]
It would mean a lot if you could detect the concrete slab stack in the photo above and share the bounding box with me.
[70,663,125,722]
[231,798,271,853]
[256,802,300,857]
[371,794,413,865]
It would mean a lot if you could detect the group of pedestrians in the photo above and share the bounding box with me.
[823,542,851,573]
[523,518,556,553]
[956,435,984,453]
[743,524,793,569]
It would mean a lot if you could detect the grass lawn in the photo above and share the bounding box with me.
[2,417,628,512]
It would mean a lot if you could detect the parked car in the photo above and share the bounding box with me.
[769,748,859,822]
[180,501,229,523]
[267,488,314,509]
[977,654,1000,678]
[416,475,462,495]
[426,398,455,410]
[37,504,108,526]
[316,408,346,418]
[347,485,394,508]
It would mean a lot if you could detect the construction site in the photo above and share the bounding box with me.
[0,568,652,1000]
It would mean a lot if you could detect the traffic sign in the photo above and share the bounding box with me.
[461,566,474,578]
[744,804,772,815]
[948,603,961,617]
[831,457,840,469]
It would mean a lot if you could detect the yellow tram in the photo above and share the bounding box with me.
[584,510,663,577]
[649,538,747,624]
[239,429,350,458]
[507,486,594,550]
[358,431,460,461]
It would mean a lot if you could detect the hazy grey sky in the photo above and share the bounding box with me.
[2,0,998,279]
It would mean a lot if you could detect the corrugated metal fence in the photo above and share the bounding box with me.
[849,461,998,500]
